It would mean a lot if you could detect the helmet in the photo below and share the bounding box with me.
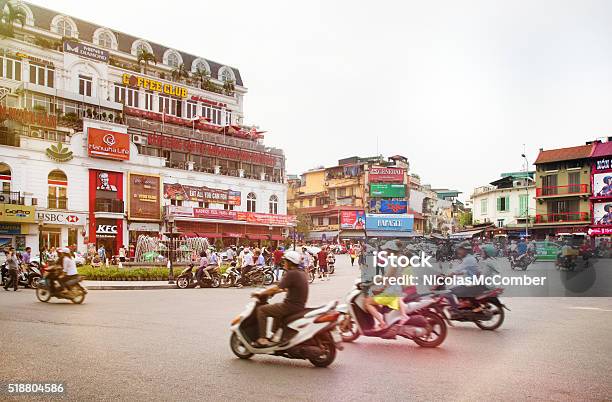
[482,244,497,258]
[457,241,472,251]
[283,250,302,265]
[57,247,71,254]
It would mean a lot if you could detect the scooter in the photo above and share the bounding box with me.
[229,292,343,367]
[510,252,536,271]
[221,263,242,287]
[36,266,87,304]
[176,264,221,289]
[337,282,447,347]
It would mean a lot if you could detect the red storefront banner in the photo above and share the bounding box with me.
[147,133,277,166]
[88,128,130,160]
[164,183,241,205]
[588,227,612,236]
[369,167,405,183]
[236,212,296,226]
[193,208,238,220]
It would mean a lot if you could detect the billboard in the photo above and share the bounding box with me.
[593,202,612,225]
[164,183,241,205]
[0,205,35,223]
[369,183,406,198]
[340,210,366,229]
[593,173,612,198]
[365,213,414,231]
[369,199,408,214]
[88,128,130,160]
[369,167,405,183]
[128,173,161,221]
[194,208,238,220]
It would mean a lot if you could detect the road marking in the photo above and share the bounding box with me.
[569,307,612,312]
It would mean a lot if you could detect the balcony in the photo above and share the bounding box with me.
[0,191,25,205]
[47,197,67,210]
[535,212,589,224]
[94,199,124,213]
[536,184,589,198]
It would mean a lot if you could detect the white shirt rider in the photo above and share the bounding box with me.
[63,256,78,276]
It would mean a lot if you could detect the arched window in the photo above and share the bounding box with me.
[269,195,278,214]
[247,192,256,213]
[131,40,153,57]
[0,163,11,193]
[219,67,234,82]
[48,170,67,209]
[98,32,113,48]
[166,52,180,68]
[192,59,210,74]
[56,18,73,37]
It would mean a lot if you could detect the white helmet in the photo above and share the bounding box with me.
[283,250,302,266]
[58,247,71,254]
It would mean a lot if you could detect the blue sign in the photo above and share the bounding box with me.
[369,200,408,214]
[365,214,414,231]
[0,223,20,235]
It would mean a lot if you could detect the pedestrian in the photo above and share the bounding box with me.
[238,248,254,286]
[98,245,106,264]
[3,248,20,291]
[272,246,284,281]
[349,245,357,266]
[118,245,127,263]
[317,246,328,280]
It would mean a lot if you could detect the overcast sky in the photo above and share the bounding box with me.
[41,0,612,199]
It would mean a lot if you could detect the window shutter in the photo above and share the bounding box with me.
[505,196,510,211]
[497,197,501,211]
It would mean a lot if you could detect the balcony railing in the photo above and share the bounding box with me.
[95,199,124,213]
[48,197,67,209]
[0,191,25,205]
[535,212,589,224]
[536,184,589,197]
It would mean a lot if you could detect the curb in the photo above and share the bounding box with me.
[85,284,176,290]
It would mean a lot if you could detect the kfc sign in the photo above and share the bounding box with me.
[96,224,118,235]
[88,128,130,160]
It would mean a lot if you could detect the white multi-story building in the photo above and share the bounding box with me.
[470,173,536,235]
[0,1,288,256]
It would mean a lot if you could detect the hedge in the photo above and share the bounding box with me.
[78,264,231,281]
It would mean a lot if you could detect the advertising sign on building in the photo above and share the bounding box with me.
[122,74,187,98]
[88,128,130,160]
[128,173,161,221]
[0,223,21,234]
[0,205,35,223]
[588,227,612,236]
[369,167,405,183]
[163,183,241,205]
[369,183,406,198]
[593,173,612,198]
[36,211,87,225]
[0,105,57,128]
[193,208,238,220]
[237,212,296,226]
[593,202,612,225]
[340,210,366,229]
[594,157,612,172]
[64,40,109,62]
[368,200,408,214]
[365,213,414,231]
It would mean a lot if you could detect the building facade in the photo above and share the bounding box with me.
[589,140,612,238]
[533,143,593,238]
[0,2,289,255]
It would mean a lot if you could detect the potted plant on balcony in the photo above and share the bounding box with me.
[0,2,26,38]
[171,63,189,83]
[192,67,211,90]
[136,48,157,75]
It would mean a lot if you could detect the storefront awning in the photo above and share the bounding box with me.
[449,229,484,239]
[197,232,221,238]
[339,230,366,239]
[270,235,285,241]
[306,231,339,240]
[366,231,418,238]
[246,234,269,240]
[223,232,243,238]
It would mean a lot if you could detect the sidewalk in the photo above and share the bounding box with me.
[83,281,176,290]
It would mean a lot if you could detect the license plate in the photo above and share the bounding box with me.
[331,328,342,343]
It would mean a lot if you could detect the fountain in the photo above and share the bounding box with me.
[134,235,210,263]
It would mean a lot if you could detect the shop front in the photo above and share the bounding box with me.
[89,169,125,255]
[35,210,87,252]
[0,204,35,251]
[127,173,162,257]
[590,145,612,242]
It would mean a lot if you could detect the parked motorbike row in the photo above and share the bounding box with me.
[230,279,508,367]
[0,262,43,289]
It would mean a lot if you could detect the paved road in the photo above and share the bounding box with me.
[1,256,611,401]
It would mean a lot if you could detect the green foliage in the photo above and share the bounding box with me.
[0,1,26,38]
[457,211,473,228]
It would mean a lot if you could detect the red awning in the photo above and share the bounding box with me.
[196,232,221,238]
[270,235,285,241]
[246,234,269,240]
[183,233,199,238]
[223,232,243,238]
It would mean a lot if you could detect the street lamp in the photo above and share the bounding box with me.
[521,153,530,238]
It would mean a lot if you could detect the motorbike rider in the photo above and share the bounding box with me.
[253,250,308,347]
[238,248,254,286]
[515,238,528,262]
[21,246,31,265]
[3,248,19,291]
[479,244,500,285]
[443,241,482,312]
[57,247,79,291]
[195,251,208,287]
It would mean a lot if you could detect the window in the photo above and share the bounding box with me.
[496,196,509,212]
[0,163,11,193]
[224,204,234,211]
[0,56,22,81]
[220,67,233,82]
[497,219,504,228]
[568,172,581,193]
[224,110,232,125]
[114,84,139,107]
[480,199,487,215]
[247,192,256,212]
[144,91,154,111]
[159,95,180,116]
[167,52,179,68]
[56,18,73,37]
[186,101,197,119]
[48,170,67,210]
[269,195,278,214]
[202,105,222,125]
[79,75,92,97]
[519,194,529,217]
[542,174,558,196]
[193,60,209,74]
[98,32,113,48]
[29,64,54,87]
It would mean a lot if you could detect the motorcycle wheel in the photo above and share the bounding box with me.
[308,270,315,284]
[308,332,336,368]
[210,276,221,288]
[71,290,86,304]
[176,276,190,289]
[36,286,51,302]
[28,275,42,289]
[474,300,505,330]
[263,273,274,286]
[230,332,253,359]
[339,314,360,342]
[221,275,233,288]
[329,266,335,275]
[413,311,447,348]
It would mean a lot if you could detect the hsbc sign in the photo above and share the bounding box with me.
[37,211,86,226]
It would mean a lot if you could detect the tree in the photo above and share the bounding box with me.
[457,211,473,229]
[295,213,312,240]
[136,48,156,75]
[171,63,189,82]
[0,0,26,38]
[192,67,210,89]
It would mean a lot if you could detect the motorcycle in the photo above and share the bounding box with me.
[176,264,221,289]
[229,292,343,367]
[510,252,536,271]
[431,279,508,330]
[36,266,87,304]
[239,266,274,287]
[221,263,242,287]
[556,254,577,271]
[336,282,447,347]
[1,263,41,288]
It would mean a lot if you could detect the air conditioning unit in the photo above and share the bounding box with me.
[30,130,42,138]
[132,134,147,145]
